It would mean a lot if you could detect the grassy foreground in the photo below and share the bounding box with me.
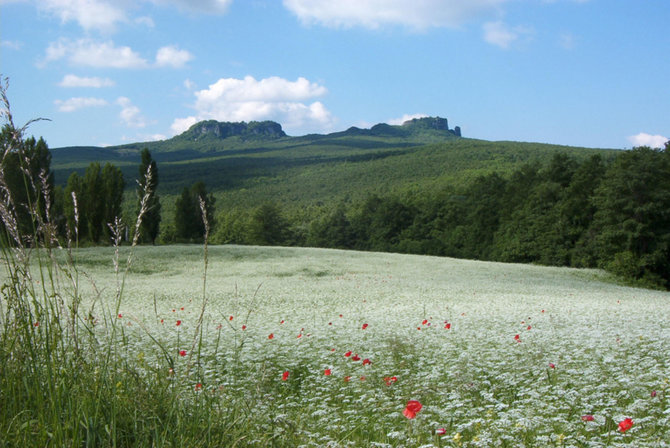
[2,244,670,447]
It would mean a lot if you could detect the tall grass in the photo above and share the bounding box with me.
[0,81,238,447]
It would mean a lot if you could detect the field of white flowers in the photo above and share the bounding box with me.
[66,245,670,447]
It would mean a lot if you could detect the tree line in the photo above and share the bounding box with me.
[213,144,670,289]
[2,123,669,289]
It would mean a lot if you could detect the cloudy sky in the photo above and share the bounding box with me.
[1,0,668,149]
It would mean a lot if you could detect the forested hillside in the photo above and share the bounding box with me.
[6,118,670,289]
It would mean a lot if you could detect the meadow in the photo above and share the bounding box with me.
[3,244,669,447]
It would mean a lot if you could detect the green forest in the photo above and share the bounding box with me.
[3,120,670,289]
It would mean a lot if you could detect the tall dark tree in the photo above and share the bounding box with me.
[63,171,85,242]
[0,126,54,242]
[248,202,288,246]
[83,162,104,243]
[174,181,215,242]
[101,162,125,240]
[590,146,670,287]
[136,148,160,244]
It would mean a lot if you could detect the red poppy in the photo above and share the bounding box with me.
[118,313,122,318]
[297,333,302,338]
[282,371,289,381]
[339,314,343,318]
[229,315,233,321]
[581,415,594,422]
[280,319,285,324]
[180,307,184,311]
[360,376,366,381]
[242,324,247,330]
[160,319,164,324]
[344,350,352,357]
[384,376,398,386]
[362,323,368,330]
[176,320,182,326]
[651,390,657,397]
[268,333,274,340]
[179,350,186,356]
[344,376,351,382]
[33,322,39,327]
[514,334,521,342]
[324,369,332,376]
[403,400,422,419]
[362,358,371,365]
[436,428,446,435]
[352,354,361,361]
[548,363,555,369]
[195,383,202,391]
[444,323,451,330]
[618,417,633,432]
[527,325,532,330]
[422,319,428,325]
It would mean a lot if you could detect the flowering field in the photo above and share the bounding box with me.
[16,245,670,446]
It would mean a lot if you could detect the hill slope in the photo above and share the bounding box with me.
[50,117,617,210]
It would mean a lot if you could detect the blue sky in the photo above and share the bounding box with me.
[1,0,668,149]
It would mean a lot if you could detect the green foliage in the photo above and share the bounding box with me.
[0,125,54,243]
[174,181,215,242]
[137,148,161,244]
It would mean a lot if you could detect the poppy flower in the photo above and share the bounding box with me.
[280,319,285,324]
[444,323,451,330]
[179,350,186,356]
[360,376,366,381]
[384,376,398,386]
[362,358,371,365]
[282,371,289,381]
[229,315,233,321]
[33,322,39,327]
[176,320,181,326]
[160,319,164,324]
[344,351,352,357]
[362,323,368,330]
[403,400,422,419]
[422,319,428,325]
[581,415,594,422]
[216,323,223,330]
[268,333,274,340]
[324,369,332,376]
[344,376,351,382]
[297,333,302,338]
[548,363,556,369]
[527,325,532,330]
[436,428,446,435]
[242,325,247,330]
[514,334,521,342]
[618,417,633,432]
[651,390,657,397]
[195,383,202,391]
[352,354,361,361]
[117,313,122,318]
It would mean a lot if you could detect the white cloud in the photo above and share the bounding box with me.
[184,79,196,90]
[171,75,335,135]
[59,74,115,87]
[55,97,108,112]
[151,0,233,13]
[628,133,668,149]
[44,38,149,68]
[388,113,429,125]
[283,0,506,30]
[116,97,148,128]
[155,45,193,68]
[135,16,155,28]
[483,21,533,49]
[1,40,23,50]
[38,0,127,33]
